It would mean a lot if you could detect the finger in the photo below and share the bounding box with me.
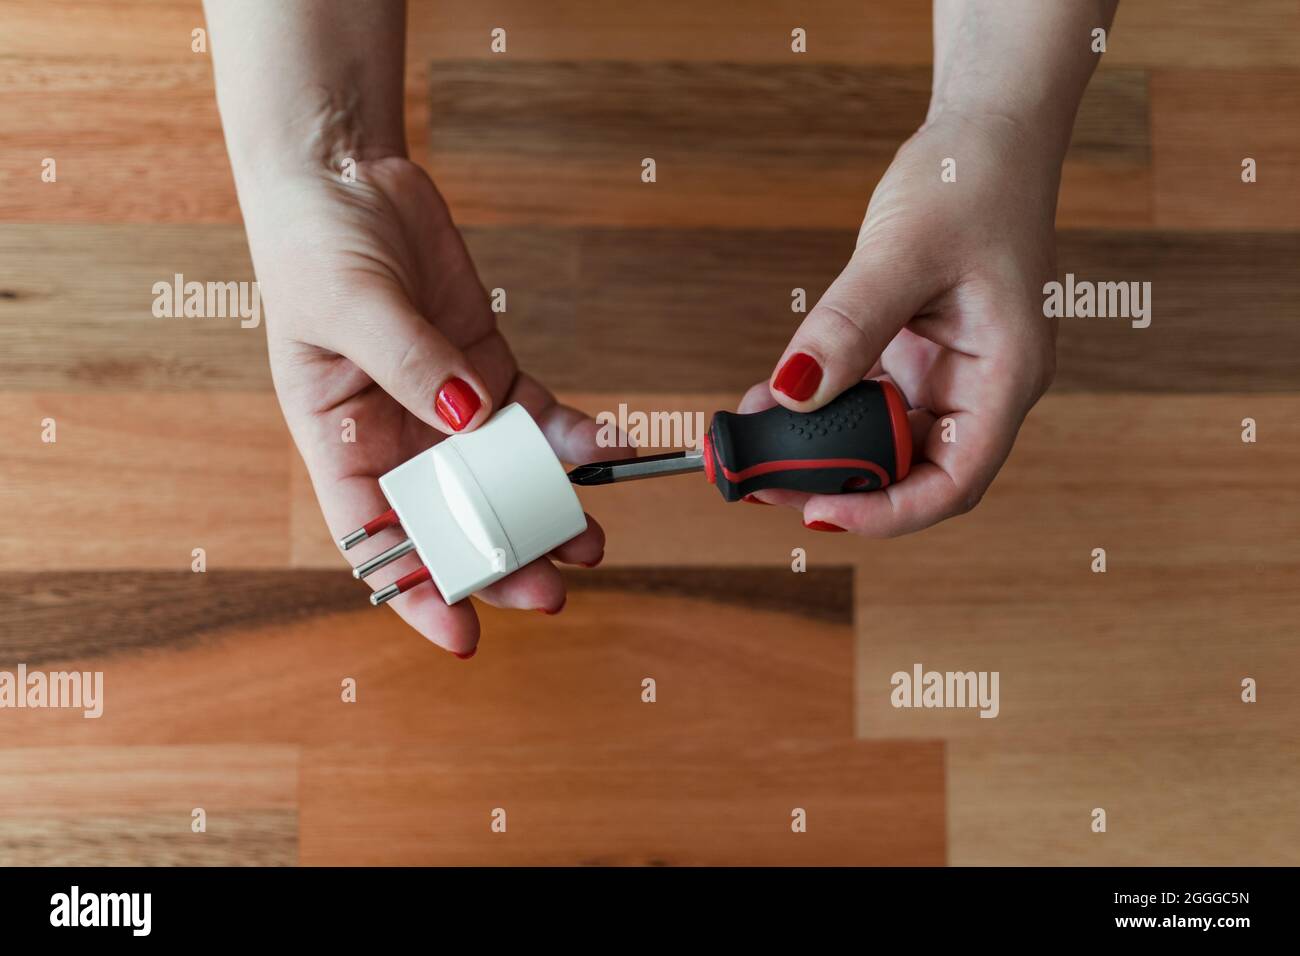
[507,371,628,464]
[324,281,493,436]
[801,396,1020,538]
[475,557,567,615]
[550,514,606,567]
[768,244,943,411]
[463,327,521,410]
[736,380,778,414]
[745,487,812,510]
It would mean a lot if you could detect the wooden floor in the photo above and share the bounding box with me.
[0,0,1296,865]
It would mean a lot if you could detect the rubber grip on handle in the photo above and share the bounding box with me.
[703,380,911,503]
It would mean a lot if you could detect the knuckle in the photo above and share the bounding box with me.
[953,488,984,517]
[392,339,441,394]
[811,298,872,356]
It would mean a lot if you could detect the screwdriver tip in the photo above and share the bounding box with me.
[567,463,611,486]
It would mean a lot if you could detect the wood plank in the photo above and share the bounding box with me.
[0,392,290,569]
[854,564,1300,740]
[428,62,1149,229]
[854,393,1300,741]
[1053,230,1300,391]
[0,3,426,224]
[5,1,1294,71]
[0,745,297,866]
[1109,0,1300,69]
[9,225,1295,396]
[0,569,858,747]
[410,0,933,66]
[0,0,926,65]
[467,227,847,394]
[0,225,267,391]
[6,225,1295,395]
[0,811,295,866]
[0,0,207,61]
[1,566,924,864]
[475,229,1300,394]
[415,0,1300,70]
[1,3,1293,227]
[949,733,1300,865]
[0,56,239,223]
[299,738,944,865]
[1151,70,1300,229]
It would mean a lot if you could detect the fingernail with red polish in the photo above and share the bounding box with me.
[742,495,772,505]
[453,646,477,660]
[804,520,846,533]
[435,377,481,431]
[772,352,823,401]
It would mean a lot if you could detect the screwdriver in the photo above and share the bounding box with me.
[567,379,912,501]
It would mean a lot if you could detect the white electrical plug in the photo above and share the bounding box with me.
[339,403,588,606]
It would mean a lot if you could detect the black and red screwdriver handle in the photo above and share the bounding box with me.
[702,380,912,502]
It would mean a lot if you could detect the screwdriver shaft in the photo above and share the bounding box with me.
[568,449,704,486]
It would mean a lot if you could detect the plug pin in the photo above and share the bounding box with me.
[371,566,433,606]
[339,508,400,551]
[352,538,416,580]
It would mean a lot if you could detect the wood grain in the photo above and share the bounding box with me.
[480,228,1298,394]
[0,571,357,664]
[409,0,933,66]
[0,2,428,224]
[1053,231,1300,391]
[3,1,1293,70]
[0,56,239,223]
[0,392,290,570]
[1108,0,1300,69]
[2,0,1296,869]
[300,739,945,866]
[1,570,862,749]
[411,0,1300,70]
[2,2,1294,228]
[1151,69,1300,229]
[850,391,1300,863]
[428,62,1149,229]
[0,568,942,864]
[0,225,266,391]
[949,733,1300,865]
[0,811,296,866]
[5,225,1295,395]
[0,746,297,866]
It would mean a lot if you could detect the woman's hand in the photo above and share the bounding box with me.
[251,157,609,655]
[742,113,1059,535]
[744,0,1115,535]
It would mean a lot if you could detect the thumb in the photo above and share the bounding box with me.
[769,245,938,410]
[333,285,493,435]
